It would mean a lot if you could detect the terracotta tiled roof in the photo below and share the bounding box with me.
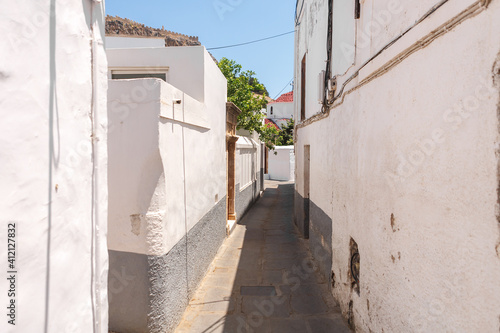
[253,93,274,103]
[265,118,280,130]
[269,91,293,104]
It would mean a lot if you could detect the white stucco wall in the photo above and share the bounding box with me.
[295,0,329,120]
[107,46,207,102]
[236,136,261,190]
[0,1,108,332]
[295,0,500,331]
[268,146,295,181]
[267,101,294,120]
[106,36,165,49]
[107,46,227,257]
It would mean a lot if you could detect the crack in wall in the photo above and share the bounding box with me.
[494,51,500,260]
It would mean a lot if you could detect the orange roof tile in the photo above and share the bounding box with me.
[265,118,280,130]
[269,91,293,104]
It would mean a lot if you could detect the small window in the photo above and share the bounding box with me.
[301,54,306,121]
[355,0,361,19]
[270,106,273,115]
[112,73,166,81]
[110,67,169,82]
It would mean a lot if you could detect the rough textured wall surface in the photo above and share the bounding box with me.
[108,251,150,333]
[294,0,500,331]
[108,198,226,333]
[0,1,108,332]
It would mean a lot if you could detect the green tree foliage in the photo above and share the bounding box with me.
[276,118,294,146]
[218,58,278,149]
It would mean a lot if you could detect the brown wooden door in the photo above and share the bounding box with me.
[227,141,236,220]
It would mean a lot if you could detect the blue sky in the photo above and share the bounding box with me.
[106,0,296,99]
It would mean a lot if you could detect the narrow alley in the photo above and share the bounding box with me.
[175,181,351,333]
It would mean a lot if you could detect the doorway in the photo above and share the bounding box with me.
[227,139,237,221]
[225,102,241,231]
[303,145,310,239]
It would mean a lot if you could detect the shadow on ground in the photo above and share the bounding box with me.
[175,180,350,333]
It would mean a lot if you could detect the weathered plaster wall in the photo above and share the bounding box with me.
[108,198,226,333]
[0,1,108,332]
[295,0,500,331]
[268,146,295,181]
[295,0,329,120]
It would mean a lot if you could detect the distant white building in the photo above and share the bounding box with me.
[264,91,295,181]
[268,146,295,181]
[266,91,294,129]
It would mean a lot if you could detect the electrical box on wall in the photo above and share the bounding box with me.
[318,70,325,103]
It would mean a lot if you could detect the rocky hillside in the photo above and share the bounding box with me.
[105,16,201,47]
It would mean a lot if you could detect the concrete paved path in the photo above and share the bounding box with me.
[175,181,351,333]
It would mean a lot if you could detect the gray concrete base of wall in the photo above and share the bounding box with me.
[294,190,333,287]
[108,197,227,333]
[235,172,262,221]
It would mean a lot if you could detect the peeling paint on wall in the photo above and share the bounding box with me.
[131,214,142,236]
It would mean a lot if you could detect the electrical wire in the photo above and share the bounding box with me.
[207,31,295,50]
[273,78,293,100]
[322,0,333,111]
[295,0,305,26]
[331,0,450,104]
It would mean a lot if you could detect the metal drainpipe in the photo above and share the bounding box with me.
[322,0,333,111]
[89,0,103,332]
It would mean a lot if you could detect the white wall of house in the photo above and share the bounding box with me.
[295,0,500,332]
[107,46,227,332]
[107,47,227,257]
[106,36,165,49]
[268,146,295,181]
[267,101,294,120]
[0,1,108,332]
[107,46,207,102]
[236,136,261,190]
